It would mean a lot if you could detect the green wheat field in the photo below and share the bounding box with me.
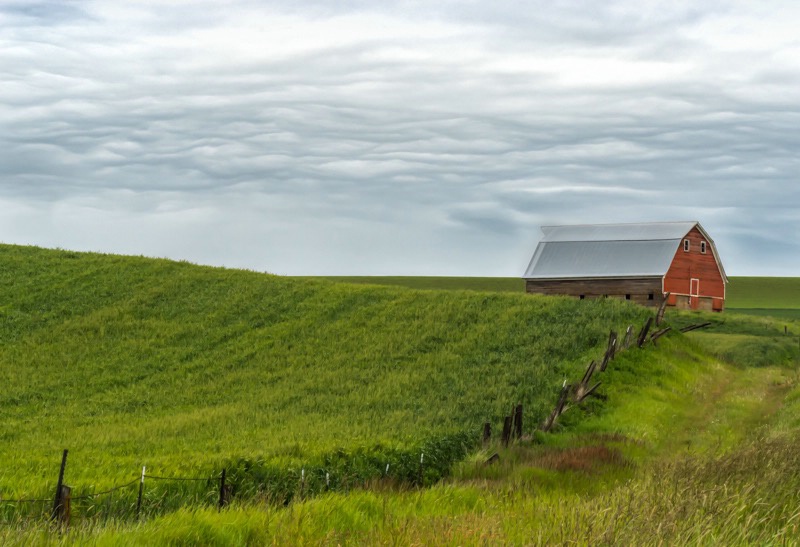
[2,243,800,544]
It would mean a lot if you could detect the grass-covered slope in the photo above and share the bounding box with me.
[9,312,799,544]
[0,244,649,499]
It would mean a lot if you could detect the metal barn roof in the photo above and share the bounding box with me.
[523,221,703,279]
[540,221,698,243]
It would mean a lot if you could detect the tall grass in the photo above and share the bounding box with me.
[0,244,648,510]
[5,244,797,544]
[8,432,800,545]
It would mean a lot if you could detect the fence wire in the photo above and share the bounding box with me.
[0,497,50,504]
[70,478,140,500]
[144,475,214,482]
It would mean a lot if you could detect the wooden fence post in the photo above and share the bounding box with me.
[656,292,671,326]
[514,405,523,439]
[601,331,617,371]
[679,322,711,333]
[542,383,571,432]
[136,466,145,519]
[637,317,654,348]
[218,469,230,511]
[622,325,634,349]
[501,416,512,447]
[482,422,491,445]
[650,327,672,346]
[51,449,68,523]
[575,361,601,403]
[56,485,71,526]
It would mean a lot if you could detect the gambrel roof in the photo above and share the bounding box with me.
[523,221,726,280]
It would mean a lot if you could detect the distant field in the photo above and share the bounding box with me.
[724,277,800,320]
[726,308,800,320]
[305,276,524,293]
[314,276,800,319]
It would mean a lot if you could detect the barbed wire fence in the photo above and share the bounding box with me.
[1,448,440,527]
[2,296,707,528]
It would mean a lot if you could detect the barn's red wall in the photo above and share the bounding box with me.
[664,227,725,309]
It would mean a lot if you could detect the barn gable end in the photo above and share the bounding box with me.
[663,225,727,311]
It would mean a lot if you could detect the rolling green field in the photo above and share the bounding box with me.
[3,244,800,544]
[0,244,648,507]
[6,312,800,545]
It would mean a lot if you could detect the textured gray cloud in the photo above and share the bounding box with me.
[1,0,799,275]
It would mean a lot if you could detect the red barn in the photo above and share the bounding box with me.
[523,221,727,311]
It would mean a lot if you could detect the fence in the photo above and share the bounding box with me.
[0,434,471,528]
[460,297,697,466]
[0,450,222,526]
[3,296,700,527]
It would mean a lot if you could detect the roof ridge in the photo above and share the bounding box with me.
[541,220,698,229]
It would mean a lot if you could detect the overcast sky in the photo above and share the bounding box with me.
[2,1,798,276]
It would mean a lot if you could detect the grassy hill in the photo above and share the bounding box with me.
[0,244,649,506]
[3,245,800,543]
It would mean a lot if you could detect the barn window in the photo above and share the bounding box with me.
[683,239,690,252]
[701,241,707,254]
[648,292,654,301]
[579,295,585,300]
[625,294,631,300]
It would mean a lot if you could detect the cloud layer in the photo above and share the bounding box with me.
[2,0,799,275]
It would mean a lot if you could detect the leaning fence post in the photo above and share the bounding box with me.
[623,325,634,349]
[483,422,491,445]
[136,466,146,518]
[601,331,618,371]
[637,317,654,348]
[656,293,671,326]
[514,405,523,439]
[542,382,571,432]
[51,449,68,522]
